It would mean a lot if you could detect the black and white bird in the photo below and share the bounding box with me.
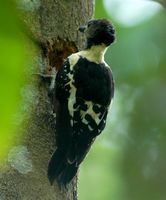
[48,19,116,187]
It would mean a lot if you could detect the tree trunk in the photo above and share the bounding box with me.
[0,1,94,199]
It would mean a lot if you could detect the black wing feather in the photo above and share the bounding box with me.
[48,56,114,187]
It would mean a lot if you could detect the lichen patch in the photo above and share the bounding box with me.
[8,145,33,174]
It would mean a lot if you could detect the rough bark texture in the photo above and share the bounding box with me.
[0,0,94,199]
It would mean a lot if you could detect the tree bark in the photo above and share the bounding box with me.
[0,1,94,199]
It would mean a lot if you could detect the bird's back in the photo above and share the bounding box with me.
[73,56,114,106]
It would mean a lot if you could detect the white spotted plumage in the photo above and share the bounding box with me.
[48,19,115,187]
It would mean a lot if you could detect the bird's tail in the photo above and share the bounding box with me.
[48,148,78,188]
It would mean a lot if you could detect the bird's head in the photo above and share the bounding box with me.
[79,19,116,49]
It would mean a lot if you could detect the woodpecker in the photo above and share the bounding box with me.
[48,19,115,187]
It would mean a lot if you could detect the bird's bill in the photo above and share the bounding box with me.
[78,25,87,33]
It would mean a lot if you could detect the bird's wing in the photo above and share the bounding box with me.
[67,100,108,165]
[55,58,75,150]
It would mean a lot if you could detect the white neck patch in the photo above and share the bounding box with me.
[78,44,108,64]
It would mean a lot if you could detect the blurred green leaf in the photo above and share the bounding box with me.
[0,0,29,160]
[95,0,110,19]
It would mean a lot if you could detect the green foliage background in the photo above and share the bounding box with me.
[0,1,29,161]
[79,1,166,200]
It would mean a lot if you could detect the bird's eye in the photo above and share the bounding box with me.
[87,22,91,27]
[87,20,94,27]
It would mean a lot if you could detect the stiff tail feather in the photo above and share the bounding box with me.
[48,148,78,188]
